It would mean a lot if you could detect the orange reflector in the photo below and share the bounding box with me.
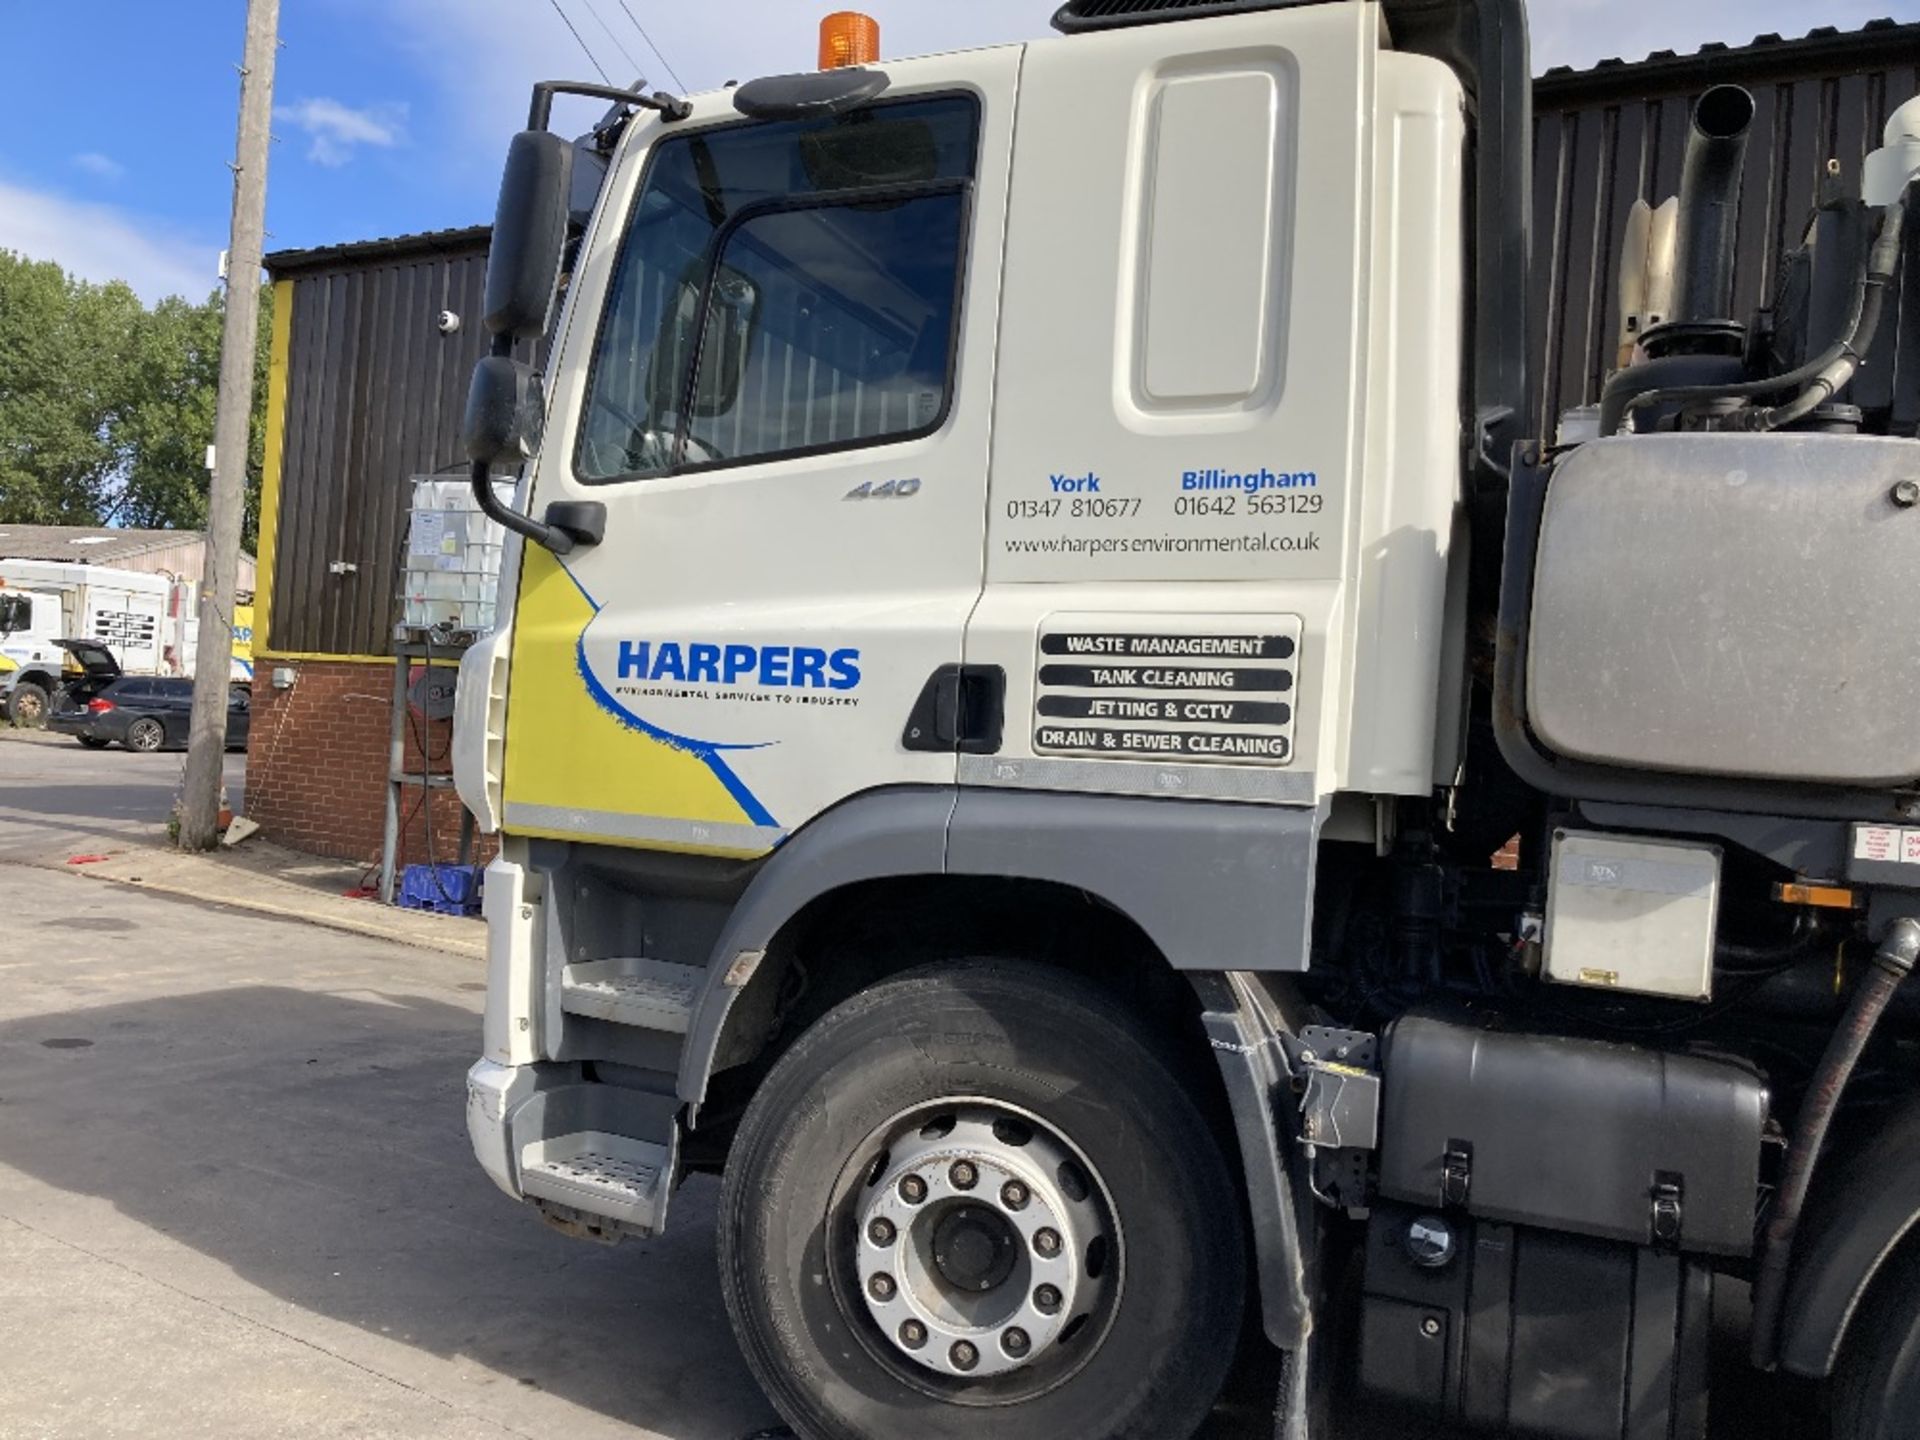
[1775,881,1861,910]
[820,11,880,70]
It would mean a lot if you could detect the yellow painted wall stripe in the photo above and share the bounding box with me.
[252,650,461,668]
[252,278,295,655]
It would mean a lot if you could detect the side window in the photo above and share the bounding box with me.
[576,94,979,484]
[114,681,151,701]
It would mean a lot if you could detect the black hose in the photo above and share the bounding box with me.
[1612,190,1903,433]
[1749,916,1920,1369]
[1714,911,1834,973]
[1733,185,1912,431]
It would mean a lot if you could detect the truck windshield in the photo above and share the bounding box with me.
[576,93,980,482]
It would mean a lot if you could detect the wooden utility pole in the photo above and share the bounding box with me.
[179,0,280,850]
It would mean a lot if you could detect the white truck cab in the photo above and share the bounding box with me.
[454,4,1920,1438]
[0,561,172,726]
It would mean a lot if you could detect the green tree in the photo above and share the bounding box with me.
[0,253,143,522]
[109,287,274,550]
[0,252,271,550]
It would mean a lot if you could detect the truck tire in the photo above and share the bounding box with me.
[1833,1237,1920,1439]
[717,960,1246,1440]
[6,679,51,728]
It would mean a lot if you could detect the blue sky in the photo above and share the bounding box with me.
[0,0,1911,304]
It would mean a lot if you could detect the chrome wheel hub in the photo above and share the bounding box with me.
[851,1103,1119,1382]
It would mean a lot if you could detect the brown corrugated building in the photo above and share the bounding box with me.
[246,18,1920,863]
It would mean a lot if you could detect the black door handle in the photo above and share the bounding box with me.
[903,664,1005,754]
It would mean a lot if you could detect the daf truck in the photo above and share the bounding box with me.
[451,3,1920,1436]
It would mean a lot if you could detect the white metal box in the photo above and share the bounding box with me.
[1544,831,1722,1001]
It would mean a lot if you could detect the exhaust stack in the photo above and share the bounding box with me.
[1670,84,1757,328]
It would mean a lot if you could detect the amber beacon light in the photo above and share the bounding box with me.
[819,11,880,70]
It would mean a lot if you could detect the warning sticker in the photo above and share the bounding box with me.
[1033,617,1300,766]
[1856,826,1906,864]
[1853,825,1920,867]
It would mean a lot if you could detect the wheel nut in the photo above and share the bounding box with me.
[1002,1327,1031,1357]
[899,1174,928,1205]
[1033,1227,1062,1258]
[869,1273,897,1303]
[1001,1180,1030,1210]
[899,1319,928,1350]
[1034,1284,1063,1314]
[950,1160,979,1190]
[868,1217,896,1247]
[950,1340,980,1372]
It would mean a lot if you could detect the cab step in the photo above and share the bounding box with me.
[519,1131,671,1231]
[560,958,703,1033]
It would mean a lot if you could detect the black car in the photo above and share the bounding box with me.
[50,672,251,753]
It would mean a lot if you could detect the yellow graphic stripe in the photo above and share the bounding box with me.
[501,546,762,852]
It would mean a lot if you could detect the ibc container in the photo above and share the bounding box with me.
[401,476,513,633]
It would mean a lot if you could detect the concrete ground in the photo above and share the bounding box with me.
[0,728,246,862]
[0,729,483,958]
[0,731,784,1440]
[0,862,786,1440]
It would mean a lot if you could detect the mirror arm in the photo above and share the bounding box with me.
[470,460,575,558]
[468,340,605,557]
[527,80,692,133]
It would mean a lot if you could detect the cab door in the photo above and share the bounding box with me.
[501,53,1020,857]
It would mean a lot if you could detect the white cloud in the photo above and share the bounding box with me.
[274,97,408,167]
[0,178,216,303]
[71,152,126,183]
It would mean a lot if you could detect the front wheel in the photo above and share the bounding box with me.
[718,961,1246,1440]
[6,680,50,728]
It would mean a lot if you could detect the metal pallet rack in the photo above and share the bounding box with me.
[379,624,478,905]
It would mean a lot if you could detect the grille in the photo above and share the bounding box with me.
[1052,0,1309,33]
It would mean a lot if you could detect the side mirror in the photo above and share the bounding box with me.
[0,593,30,638]
[463,356,545,467]
[484,131,574,339]
[465,127,603,558]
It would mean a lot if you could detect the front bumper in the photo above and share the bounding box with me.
[466,1058,546,1200]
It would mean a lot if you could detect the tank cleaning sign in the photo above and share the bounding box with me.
[1033,616,1301,765]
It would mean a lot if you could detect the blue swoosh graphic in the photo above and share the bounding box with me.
[557,560,779,830]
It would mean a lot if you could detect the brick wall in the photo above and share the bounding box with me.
[245,659,494,871]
